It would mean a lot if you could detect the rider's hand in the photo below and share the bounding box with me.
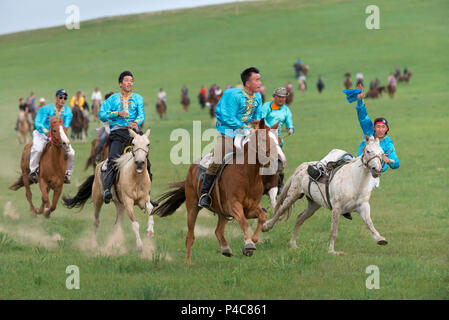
[287,128,294,135]
[129,122,137,129]
[382,155,391,164]
[357,84,364,99]
[117,110,128,118]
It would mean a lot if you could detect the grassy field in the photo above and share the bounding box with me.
[0,0,448,299]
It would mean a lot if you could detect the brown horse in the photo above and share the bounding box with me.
[153,119,285,264]
[17,111,30,144]
[286,89,294,106]
[71,105,89,140]
[387,84,396,98]
[84,136,109,171]
[9,116,71,217]
[180,93,190,111]
[344,77,352,89]
[156,99,167,120]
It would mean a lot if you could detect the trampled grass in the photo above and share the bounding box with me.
[0,0,448,299]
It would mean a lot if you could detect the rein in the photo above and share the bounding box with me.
[360,145,383,170]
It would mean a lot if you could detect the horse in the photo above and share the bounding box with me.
[17,111,30,144]
[156,99,167,120]
[71,105,88,140]
[180,93,190,111]
[92,100,101,122]
[9,116,71,217]
[84,136,109,171]
[403,72,412,83]
[286,89,294,106]
[300,65,309,76]
[387,84,396,98]
[62,129,154,252]
[344,77,352,90]
[153,119,286,264]
[263,136,388,255]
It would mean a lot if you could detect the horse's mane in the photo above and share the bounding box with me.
[113,152,134,171]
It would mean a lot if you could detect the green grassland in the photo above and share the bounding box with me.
[0,0,448,299]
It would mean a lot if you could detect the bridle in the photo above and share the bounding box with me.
[49,116,65,147]
[361,145,383,171]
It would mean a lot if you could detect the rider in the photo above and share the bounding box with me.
[70,90,87,121]
[198,67,264,208]
[29,89,75,184]
[99,71,156,206]
[260,87,294,193]
[157,88,167,109]
[387,73,397,88]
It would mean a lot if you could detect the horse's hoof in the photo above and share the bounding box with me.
[262,223,271,232]
[221,248,232,257]
[377,238,388,245]
[145,230,154,238]
[242,243,256,257]
[329,250,345,256]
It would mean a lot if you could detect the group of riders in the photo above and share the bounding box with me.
[23,67,399,217]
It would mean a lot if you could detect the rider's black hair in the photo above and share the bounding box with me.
[240,67,260,86]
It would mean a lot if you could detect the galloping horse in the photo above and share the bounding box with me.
[156,99,167,120]
[63,129,155,252]
[10,116,71,217]
[153,119,285,264]
[17,111,30,144]
[71,105,89,140]
[180,93,190,111]
[387,84,396,98]
[263,136,387,255]
[84,136,109,171]
[344,77,352,90]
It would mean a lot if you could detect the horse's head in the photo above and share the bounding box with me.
[251,119,286,173]
[362,135,384,178]
[129,128,151,174]
[50,116,70,152]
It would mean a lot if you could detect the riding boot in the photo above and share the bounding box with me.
[198,173,215,208]
[146,159,159,207]
[277,172,285,195]
[103,169,116,204]
[342,213,353,220]
[307,164,322,181]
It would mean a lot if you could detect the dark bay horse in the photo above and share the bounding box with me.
[344,77,352,89]
[84,136,109,171]
[9,116,71,217]
[180,93,190,111]
[153,119,285,264]
[71,105,89,140]
[156,99,167,119]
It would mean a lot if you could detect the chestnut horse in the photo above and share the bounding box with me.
[9,116,71,217]
[153,119,286,264]
[17,111,30,144]
[84,136,109,171]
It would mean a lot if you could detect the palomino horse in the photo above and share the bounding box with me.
[84,136,109,171]
[180,93,190,111]
[71,105,89,140]
[92,100,101,122]
[153,119,286,264]
[156,99,167,120]
[63,129,154,252]
[10,116,71,217]
[17,111,30,144]
[263,136,387,255]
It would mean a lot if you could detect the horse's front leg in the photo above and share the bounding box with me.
[230,202,256,257]
[251,206,267,244]
[37,180,50,215]
[357,202,388,245]
[141,197,154,238]
[47,185,63,218]
[329,208,345,255]
[123,198,143,252]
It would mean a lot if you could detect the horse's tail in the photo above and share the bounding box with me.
[274,174,304,222]
[62,175,95,209]
[152,181,186,218]
[9,175,24,191]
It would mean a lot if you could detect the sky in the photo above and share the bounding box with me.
[0,0,247,35]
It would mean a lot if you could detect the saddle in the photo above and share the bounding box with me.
[195,152,235,219]
[307,153,353,210]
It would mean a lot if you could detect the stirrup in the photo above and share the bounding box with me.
[342,213,353,220]
[198,193,211,208]
[103,189,113,204]
[64,175,71,184]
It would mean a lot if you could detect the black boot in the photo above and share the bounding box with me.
[307,164,322,181]
[198,173,215,208]
[277,172,285,195]
[103,169,116,204]
[342,213,353,220]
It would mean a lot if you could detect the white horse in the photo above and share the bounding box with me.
[263,135,388,255]
[63,129,155,252]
